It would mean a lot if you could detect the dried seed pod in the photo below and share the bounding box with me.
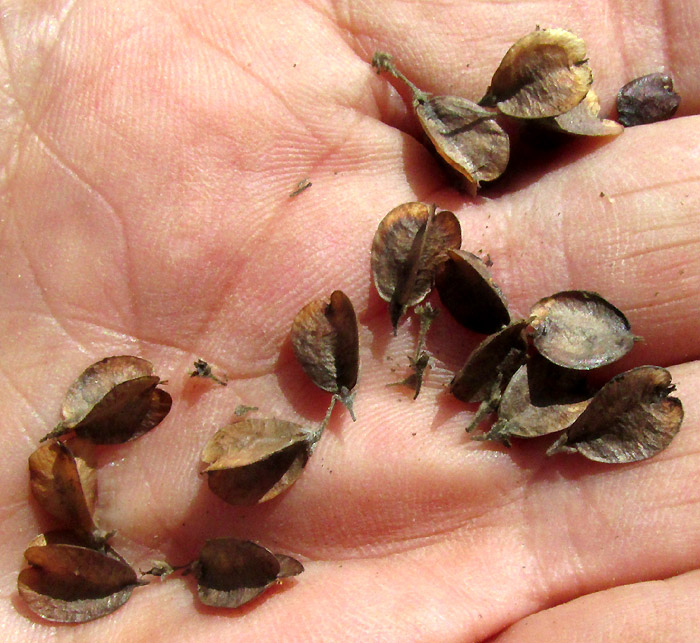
[202,418,314,505]
[451,320,529,432]
[547,366,683,463]
[530,291,637,370]
[541,90,624,136]
[371,202,461,332]
[291,290,359,419]
[617,73,680,127]
[480,28,593,119]
[435,249,510,334]
[17,541,140,623]
[194,538,303,608]
[42,356,172,444]
[479,354,591,444]
[28,440,103,539]
[416,96,510,195]
[372,52,510,193]
[450,320,528,404]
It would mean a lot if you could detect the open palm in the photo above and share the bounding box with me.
[2,1,699,640]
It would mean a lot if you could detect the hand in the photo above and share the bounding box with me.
[2,2,699,640]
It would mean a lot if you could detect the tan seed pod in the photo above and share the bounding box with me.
[547,366,683,463]
[450,320,528,404]
[17,541,140,623]
[435,249,510,334]
[540,90,623,136]
[479,354,592,444]
[451,320,529,433]
[42,356,172,444]
[291,290,359,419]
[480,28,593,119]
[194,538,303,608]
[530,291,637,370]
[371,202,461,332]
[28,439,103,539]
[202,418,314,505]
[372,52,510,193]
[416,96,510,195]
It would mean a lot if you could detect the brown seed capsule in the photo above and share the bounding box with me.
[541,90,624,136]
[29,440,103,539]
[451,320,529,432]
[450,320,528,404]
[435,249,511,334]
[480,28,593,119]
[372,52,510,194]
[479,354,591,444]
[416,96,510,195]
[194,538,303,609]
[617,73,680,127]
[291,290,359,419]
[17,541,140,623]
[202,418,314,505]
[530,291,637,370]
[371,202,461,333]
[547,365,683,463]
[41,356,172,444]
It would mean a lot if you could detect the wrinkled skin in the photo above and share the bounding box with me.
[1,1,699,640]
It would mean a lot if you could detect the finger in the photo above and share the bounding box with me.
[438,116,700,370]
[492,568,700,642]
[343,0,700,117]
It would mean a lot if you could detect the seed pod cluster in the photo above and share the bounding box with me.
[368,198,682,460]
[373,27,624,194]
[20,356,173,622]
[449,285,682,461]
[16,26,688,630]
[20,356,303,622]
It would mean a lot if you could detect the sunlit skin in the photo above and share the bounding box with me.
[1,1,699,640]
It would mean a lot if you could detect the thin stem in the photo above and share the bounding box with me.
[139,560,192,580]
[466,376,503,433]
[414,301,439,363]
[39,424,69,442]
[191,359,228,385]
[309,396,338,450]
[471,419,512,446]
[372,51,431,105]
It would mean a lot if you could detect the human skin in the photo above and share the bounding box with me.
[1,1,699,640]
